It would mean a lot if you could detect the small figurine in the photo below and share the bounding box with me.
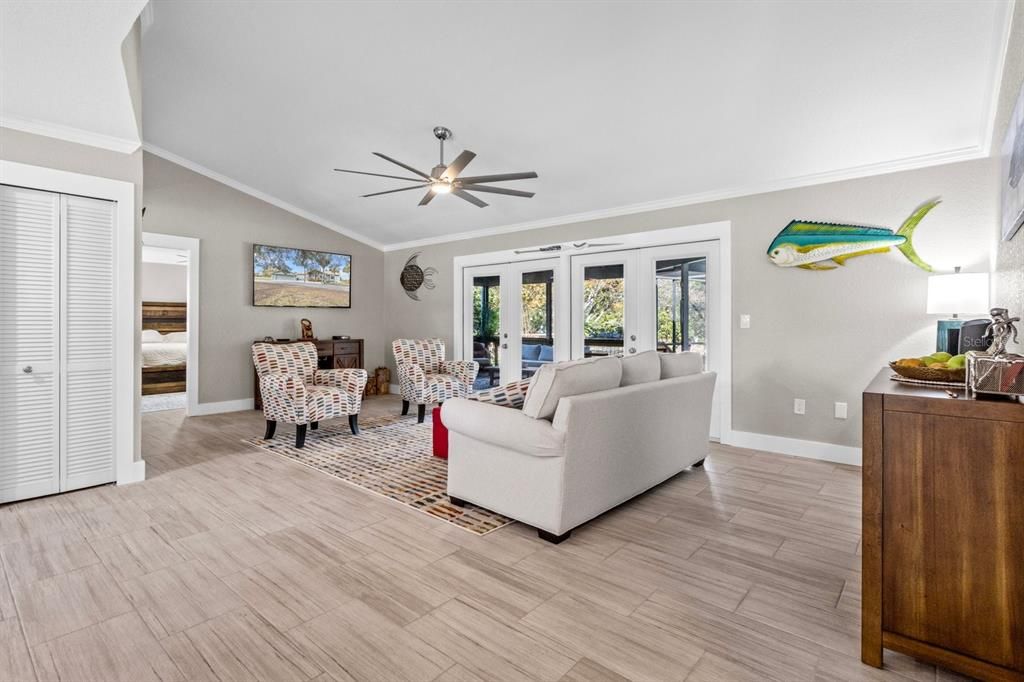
[300,318,314,340]
[984,308,1020,357]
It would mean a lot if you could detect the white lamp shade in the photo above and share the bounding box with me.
[926,272,990,315]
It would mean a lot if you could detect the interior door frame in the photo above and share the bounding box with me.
[142,232,201,417]
[452,220,732,443]
[1,160,142,485]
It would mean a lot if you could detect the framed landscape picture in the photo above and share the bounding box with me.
[1002,80,1024,241]
[253,244,352,308]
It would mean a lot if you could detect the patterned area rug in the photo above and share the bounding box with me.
[244,415,515,535]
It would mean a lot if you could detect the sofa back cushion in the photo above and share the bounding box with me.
[620,350,661,386]
[522,356,622,420]
[522,344,542,360]
[538,345,554,362]
[660,351,703,378]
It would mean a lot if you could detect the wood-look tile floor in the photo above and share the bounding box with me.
[0,395,970,682]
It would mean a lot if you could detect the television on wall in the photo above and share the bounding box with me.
[252,244,352,308]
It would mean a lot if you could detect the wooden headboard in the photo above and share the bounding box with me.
[142,301,187,333]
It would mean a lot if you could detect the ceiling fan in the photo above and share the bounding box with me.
[334,126,537,208]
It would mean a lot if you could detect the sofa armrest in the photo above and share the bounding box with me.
[441,398,565,457]
[440,360,479,386]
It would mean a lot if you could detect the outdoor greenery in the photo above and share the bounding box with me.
[657,276,706,350]
[253,245,350,280]
[582,277,624,339]
[472,285,501,339]
[521,282,551,338]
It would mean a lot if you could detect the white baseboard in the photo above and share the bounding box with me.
[388,384,400,395]
[117,458,147,485]
[189,398,255,416]
[724,430,861,466]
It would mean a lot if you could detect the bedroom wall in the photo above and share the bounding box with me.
[385,156,1000,452]
[141,262,187,303]
[142,151,389,406]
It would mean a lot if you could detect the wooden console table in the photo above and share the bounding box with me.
[253,338,364,410]
[862,369,1024,680]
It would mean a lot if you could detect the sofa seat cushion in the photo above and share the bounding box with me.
[620,350,661,386]
[660,351,704,378]
[522,356,622,420]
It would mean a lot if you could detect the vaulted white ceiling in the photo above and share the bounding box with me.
[0,0,148,151]
[142,0,1013,249]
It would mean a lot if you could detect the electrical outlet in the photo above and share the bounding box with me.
[835,402,848,419]
[739,314,751,329]
[794,398,806,415]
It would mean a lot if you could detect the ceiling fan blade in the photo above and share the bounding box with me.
[372,152,431,179]
[453,189,488,208]
[458,184,534,198]
[456,171,538,184]
[441,150,476,181]
[334,168,426,183]
[361,185,427,198]
[418,190,436,206]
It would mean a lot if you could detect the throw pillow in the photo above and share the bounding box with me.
[620,350,661,386]
[522,356,622,420]
[660,351,703,378]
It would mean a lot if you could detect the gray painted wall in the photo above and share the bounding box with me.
[141,262,187,302]
[993,1,1024,333]
[142,152,389,405]
[386,157,999,448]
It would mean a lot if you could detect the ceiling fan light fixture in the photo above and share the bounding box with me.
[430,181,453,194]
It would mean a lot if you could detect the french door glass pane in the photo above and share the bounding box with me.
[521,269,555,378]
[583,264,625,357]
[472,275,500,387]
[655,257,707,362]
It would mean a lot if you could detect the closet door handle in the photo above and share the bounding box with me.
[22,366,33,374]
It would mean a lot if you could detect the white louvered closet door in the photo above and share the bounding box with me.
[61,194,116,491]
[0,186,61,503]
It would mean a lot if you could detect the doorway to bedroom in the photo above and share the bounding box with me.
[140,232,199,414]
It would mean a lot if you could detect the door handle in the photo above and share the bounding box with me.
[22,366,33,374]
[630,335,637,341]
[501,344,508,349]
[628,348,636,354]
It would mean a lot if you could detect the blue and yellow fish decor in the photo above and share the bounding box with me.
[767,198,939,271]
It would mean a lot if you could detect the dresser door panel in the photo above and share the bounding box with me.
[882,411,1024,670]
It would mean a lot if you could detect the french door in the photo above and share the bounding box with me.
[462,258,565,387]
[571,240,721,438]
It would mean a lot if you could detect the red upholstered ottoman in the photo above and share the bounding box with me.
[432,406,448,459]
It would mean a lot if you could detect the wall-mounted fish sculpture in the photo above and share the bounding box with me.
[767,198,939,271]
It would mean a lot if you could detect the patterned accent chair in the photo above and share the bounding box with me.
[392,338,478,423]
[252,342,368,448]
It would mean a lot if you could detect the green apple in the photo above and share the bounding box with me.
[930,352,952,362]
[919,356,936,365]
[947,354,967,369]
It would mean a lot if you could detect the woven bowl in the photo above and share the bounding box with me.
[889,361,966,383]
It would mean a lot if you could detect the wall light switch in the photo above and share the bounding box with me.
[794,398,806,415]
[739,314,751,329]
[834,402,848,419]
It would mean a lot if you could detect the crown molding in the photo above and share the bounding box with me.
[1,115,141,154]
[142,143,385,250]
[380,143,987,252]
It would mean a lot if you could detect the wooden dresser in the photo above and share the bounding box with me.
[253,338,364,410]
[862,369,1024,681]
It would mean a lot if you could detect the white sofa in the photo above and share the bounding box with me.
[441,351,716,543]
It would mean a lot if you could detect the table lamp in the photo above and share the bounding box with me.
[926,267,990,354]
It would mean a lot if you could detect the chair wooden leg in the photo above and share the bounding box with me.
[264,420,276,440]
[295,424,307,449]
[310,421,318,430]
[417,404,426,424]
[349,414,360,435]
[402,400,410,416]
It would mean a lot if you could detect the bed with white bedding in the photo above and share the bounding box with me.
[141,302,188,395]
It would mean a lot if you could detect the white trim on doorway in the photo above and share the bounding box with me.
[452,220,734,444]
[0,159,142,485]
[142,232,200,416]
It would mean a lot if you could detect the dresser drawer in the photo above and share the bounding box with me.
[333,341,360,356]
